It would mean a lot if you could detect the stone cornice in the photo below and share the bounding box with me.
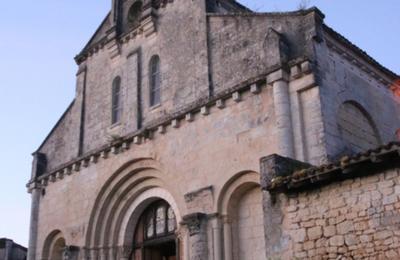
[27,59,314,191]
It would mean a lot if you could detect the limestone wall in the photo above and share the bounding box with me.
[33,82,277,259]
[281,168,400,259]
[37,101,81,172]
[36,7,326,173]
[81,0,210,153]
[315,31,400,161]
[208,11,318,96]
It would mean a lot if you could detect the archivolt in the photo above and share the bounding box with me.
[216,170,260,216]
[42,230,65,260]
[85,158,181,254]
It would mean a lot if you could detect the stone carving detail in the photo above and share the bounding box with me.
[182,213,207,236]
[184,186,213,203]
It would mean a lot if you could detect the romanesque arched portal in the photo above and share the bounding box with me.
[84,158,183,259]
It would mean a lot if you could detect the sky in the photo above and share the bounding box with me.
[0,0,399,247]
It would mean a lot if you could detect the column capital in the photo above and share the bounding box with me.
[221,215,232,224]
[26,181,42,194]
[266,69,290,85]
[181,213,207,236]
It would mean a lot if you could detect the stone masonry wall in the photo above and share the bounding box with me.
[315,33,400,161]
[34,82,279,259]
[36,7,325,174]
[282,168,400,259]
[208,12,316,96]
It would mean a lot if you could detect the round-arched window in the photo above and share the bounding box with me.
[149,55,161,107]
[128,1,143,28]
[132,200,177,259]
[111,76,122,125]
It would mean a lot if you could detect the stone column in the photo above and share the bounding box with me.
[27,183,41,260]
[268,69,295,158]
[99,247,108,260]
[28,152,46,260]
[222,217,232,260]
[211,217,222,260]
[90,248,99,260]
[182,213,208,260]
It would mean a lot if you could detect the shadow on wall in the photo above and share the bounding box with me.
[336,100,381,159]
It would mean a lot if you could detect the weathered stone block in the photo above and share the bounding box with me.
[329,235,344,246]
[292,228,306,242]
[307,226,322,240]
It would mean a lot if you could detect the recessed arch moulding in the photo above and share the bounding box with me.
[83,158,184,259]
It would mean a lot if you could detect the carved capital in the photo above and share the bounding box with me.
[182,213,207,236]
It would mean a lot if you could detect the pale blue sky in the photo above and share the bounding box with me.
[0,0,398,247]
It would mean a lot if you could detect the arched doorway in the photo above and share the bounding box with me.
[229,185,265,260]
[217,171,266,260]
[132,200,178,260]
[49,237,66,260]
[42,230,66,260]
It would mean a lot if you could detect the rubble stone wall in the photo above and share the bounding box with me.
[282,168,400,259]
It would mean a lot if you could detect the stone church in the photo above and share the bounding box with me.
[27,0,400,259]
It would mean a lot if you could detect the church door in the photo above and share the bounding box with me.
[132,200,178,260]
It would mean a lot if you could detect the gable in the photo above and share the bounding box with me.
[76,13,112,63]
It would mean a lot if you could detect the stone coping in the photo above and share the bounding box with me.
[267,142,400,192]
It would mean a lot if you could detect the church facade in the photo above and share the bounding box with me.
[27,0,400,259]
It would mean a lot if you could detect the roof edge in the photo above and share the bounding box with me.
[323,24,399,80]
[207,6,325,18]
[33,100,76,154]
[75,12,111,64]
